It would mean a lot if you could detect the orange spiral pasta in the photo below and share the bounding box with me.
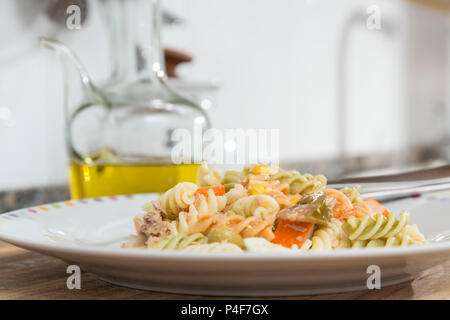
[193,189,227,219]
[176,209,275,241]
[175,189,227,234]
[245,173,295,209]
[176,204,217,235]
[214,214,275,241]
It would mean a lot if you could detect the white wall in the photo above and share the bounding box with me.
[0,0,447,190]
[0,0,109,190]
[163,0,447,160]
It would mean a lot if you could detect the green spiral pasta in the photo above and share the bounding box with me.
[339,233,423,248]
[269,169,327,194]
[342,210,410,241]
[149,233,207,250]
[340,185,363,204]
[222,166,252,191]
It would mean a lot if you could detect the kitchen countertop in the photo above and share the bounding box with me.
[0,240,449,299]
[0,185,70,214]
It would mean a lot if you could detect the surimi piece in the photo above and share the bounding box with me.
[271,220,315,249]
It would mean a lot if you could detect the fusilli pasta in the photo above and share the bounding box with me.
[228,195,279,220]
[224,184,248,211]
[176,204,216,235]
[197,162,222,187]
[174,189,226,234]
[270,169,326,194]
[149,233,207,250]
[214,213,275,241]
[340,185,363,204]
[339,233,423,248]
[304,218,348,250]
[176,209,275,241]
[124,164,427,253]
[342,210,410,241]
[194,189,227,219]
[151,182,197,219]
[222,166,251,190]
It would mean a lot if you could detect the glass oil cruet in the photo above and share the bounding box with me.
[40,0,210,199]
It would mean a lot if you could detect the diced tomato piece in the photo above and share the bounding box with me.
[194,185,226,197]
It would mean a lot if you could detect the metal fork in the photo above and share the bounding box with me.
[328,165,450,202]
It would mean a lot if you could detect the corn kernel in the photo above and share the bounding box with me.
[251,164,269,175]
[249,181,270,195]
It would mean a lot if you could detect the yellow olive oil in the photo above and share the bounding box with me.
[69,163,199,199]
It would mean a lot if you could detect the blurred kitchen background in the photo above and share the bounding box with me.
[1,0,449,211]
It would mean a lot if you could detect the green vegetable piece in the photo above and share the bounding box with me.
[298,190,326,205]
[207,225,246,249]
[224,183,236,192]
[311,201,331,222]
[278,190,330,225]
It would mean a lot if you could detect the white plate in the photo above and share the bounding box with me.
[0,193,449,296]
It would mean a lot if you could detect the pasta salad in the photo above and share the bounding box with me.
[122,163,426,253]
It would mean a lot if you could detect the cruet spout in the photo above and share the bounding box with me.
[39,37,98,113]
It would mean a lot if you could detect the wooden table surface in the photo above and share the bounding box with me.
[1,240,449,300]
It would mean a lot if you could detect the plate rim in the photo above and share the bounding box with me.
[1,230,450,262]
[1,194,450,262]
